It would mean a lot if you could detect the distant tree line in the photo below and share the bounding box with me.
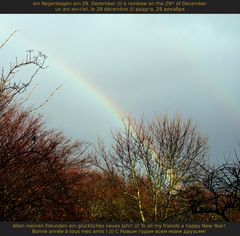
[0,33,239,222]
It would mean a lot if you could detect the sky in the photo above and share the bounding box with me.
[0,15,239,163]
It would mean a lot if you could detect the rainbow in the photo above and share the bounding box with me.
[49,52,240,132]
[52,58,123,123]
[2,26,239,189]
[47,29,240,131]
[0,28,124,126]
[1,26,240,131]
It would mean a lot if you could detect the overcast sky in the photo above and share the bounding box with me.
[0,15,239,163]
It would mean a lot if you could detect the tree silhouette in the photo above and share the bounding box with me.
[182,151,240,221]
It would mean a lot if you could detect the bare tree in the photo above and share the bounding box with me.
[183,150,240,221]
[0,32,90,221]
[93,114,209,221]
[0,31,62,114]
[147,114,208,220]
[0,99,90,221]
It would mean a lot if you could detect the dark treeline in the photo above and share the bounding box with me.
[0,34,239,222]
